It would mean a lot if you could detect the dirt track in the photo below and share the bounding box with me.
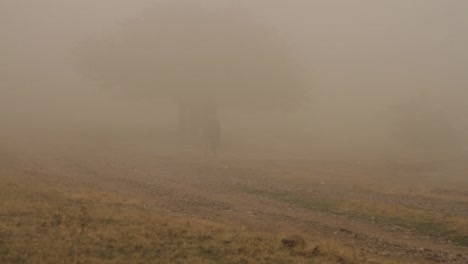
[4,143,467,264]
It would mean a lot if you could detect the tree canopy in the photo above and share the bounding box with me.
[76,1,310,112]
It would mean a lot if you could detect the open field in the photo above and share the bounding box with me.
[1,140,467,264]
[3,1,468,263]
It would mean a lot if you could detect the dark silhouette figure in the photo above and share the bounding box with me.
[201,116,221,157]
[198,101,221,157]
[184,99,221,157]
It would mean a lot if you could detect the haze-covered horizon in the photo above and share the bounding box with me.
[2,0,468,159]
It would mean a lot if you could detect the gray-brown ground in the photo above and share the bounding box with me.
[1,143,467,263]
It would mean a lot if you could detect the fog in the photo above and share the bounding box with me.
[2,0,468,161]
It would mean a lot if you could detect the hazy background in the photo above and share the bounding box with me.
[2,0,467,160]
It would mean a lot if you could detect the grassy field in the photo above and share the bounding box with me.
[241,186,468,247]
[1,147,467,263]
[0,170,379,264]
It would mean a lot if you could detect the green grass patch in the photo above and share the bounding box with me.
[242,187,468,247]
[452,235,468,247]
[339,209,468,247]
[242,187,340,213]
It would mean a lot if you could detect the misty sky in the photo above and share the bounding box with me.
[3,0,467,97]
[2,0,467,156]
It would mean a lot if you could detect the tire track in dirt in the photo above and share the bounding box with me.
[26,154,468,263]
[108,163,468,263]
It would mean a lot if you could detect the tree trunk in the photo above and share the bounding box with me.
[177,102,189,140]
[177,98,221,155]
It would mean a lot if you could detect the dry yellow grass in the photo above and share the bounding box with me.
[338,199,468,244]
[0,169,411,264]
